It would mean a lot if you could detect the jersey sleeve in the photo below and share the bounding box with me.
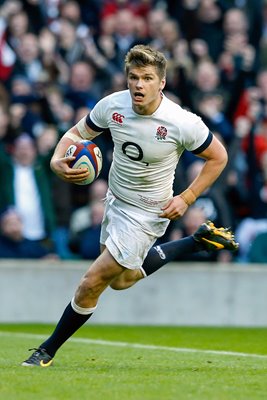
[180,111,211,152]
[87,96,110,130]
[191,131,213,154]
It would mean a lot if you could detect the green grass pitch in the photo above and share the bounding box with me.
[1,324,267,400]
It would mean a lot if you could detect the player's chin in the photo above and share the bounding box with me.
[132,99,144,107]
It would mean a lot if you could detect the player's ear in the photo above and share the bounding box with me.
[160,78,166,91]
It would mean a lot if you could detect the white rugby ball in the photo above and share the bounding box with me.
[65,140,103,185]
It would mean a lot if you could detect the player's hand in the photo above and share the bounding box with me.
[159,195,188,220]
[50,156,90,184]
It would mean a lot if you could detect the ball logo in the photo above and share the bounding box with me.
[155,126,168,140]
[65,145,77,157]
[95,148,102,163]
[112,112,124,124]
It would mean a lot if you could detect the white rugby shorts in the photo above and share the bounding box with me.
[100,190,170,270]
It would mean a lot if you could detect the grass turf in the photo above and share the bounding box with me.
[1,324,267,400]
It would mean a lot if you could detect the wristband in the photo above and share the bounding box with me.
[65,131,83,142]
[75,116,90,138]
[179,188,196,206]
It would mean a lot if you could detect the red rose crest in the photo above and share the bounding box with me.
[155,126,167,140]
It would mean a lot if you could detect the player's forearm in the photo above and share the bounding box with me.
[51,127,82,160]
[192,157,226,193]
[180,134,228,205]
[180,156,227,206]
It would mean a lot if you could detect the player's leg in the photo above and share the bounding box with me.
[22,248,125,367]
[110,221,239,290]
[110,235,200,289]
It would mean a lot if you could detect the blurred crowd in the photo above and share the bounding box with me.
[1,0,267,263]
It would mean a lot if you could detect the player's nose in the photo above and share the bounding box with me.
[136,79,143,88]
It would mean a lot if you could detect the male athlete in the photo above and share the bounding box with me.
[22,45,238,367]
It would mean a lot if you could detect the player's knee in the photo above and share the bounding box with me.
[76,275,104,299]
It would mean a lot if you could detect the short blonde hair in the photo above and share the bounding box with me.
[125,45,167,80]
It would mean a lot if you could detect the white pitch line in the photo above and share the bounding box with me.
[1,331,267,359]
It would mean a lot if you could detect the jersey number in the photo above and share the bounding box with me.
[122,141,149,166]
[122,141,143,161]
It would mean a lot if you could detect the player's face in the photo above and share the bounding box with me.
[127,65,166,115]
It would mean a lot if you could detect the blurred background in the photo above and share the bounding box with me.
[0,0,267,265]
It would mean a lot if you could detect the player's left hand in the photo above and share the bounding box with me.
[159,195,188,220]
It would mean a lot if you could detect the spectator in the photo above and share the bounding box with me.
[11,32,43,84]
[8,73,56,139]
[146,7,169,47]
[0,133,55,243]
[185,0,225,62]
[196,91,234,145]
[192,60,224,108]
[34,124,75,260]
[38,27,69,85]
[235,217,267,262]
[0,207,58,259]
[112,8,139,69]
[59,0,90,38]
[64,61,100,110]
[6,10,30,51]
[69,200,105,259]
[219,7,258,89]
[153,18,180,57]
[53,18,86,65]
[248,231,267,263]
[69,178,108,235]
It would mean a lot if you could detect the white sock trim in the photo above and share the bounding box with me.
[140,266,147,278]
[71,297,97,315]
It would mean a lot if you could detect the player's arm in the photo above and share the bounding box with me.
[160,135,227,220]
[50,116,99,183]
[183,134,227,200]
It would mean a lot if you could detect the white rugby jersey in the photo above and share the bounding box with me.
[82,90,211,213]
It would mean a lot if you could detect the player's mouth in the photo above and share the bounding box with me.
[133,92,144,101]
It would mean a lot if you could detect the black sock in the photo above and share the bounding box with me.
[141,236,203,276]
[39,302,93,357]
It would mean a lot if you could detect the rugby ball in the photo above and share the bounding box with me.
[65,140,103,185]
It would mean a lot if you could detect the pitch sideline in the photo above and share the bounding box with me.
[1,330,267,359]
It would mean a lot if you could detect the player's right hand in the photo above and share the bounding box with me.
[50,156,89,183]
